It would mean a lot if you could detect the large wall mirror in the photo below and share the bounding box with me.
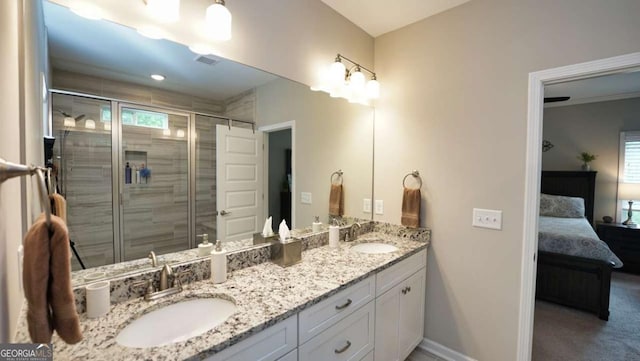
[42,1,374,276]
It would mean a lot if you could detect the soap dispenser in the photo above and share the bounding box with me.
[211,240,227,284]
[197,234,213,257]
[312,216,322,233]
[329,218,340,248]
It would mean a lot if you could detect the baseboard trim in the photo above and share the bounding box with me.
[418,338,478,361]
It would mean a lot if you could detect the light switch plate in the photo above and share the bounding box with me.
[301,192,312,204]
[375,200,384,215]
[363,199,372,213]
[472,208,503,230]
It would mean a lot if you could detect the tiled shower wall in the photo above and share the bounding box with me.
[52,70,257,269]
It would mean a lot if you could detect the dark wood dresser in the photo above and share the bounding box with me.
[596,222,640,274]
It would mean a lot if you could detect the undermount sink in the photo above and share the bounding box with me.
[116,297,236,348]
[351,242,398,254]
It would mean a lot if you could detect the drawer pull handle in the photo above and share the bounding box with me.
[335,299,352,310]
[334,340,352,354]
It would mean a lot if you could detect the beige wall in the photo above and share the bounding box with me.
[1,0,48,342]
[543,98,640,224]
[256,78,374,228]
[373,0,640,359]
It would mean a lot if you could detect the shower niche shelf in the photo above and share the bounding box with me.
[124,150,150,185]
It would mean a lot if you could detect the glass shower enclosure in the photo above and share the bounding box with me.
[52,93,221,269]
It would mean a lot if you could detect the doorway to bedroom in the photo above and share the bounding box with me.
[521,53,640,361]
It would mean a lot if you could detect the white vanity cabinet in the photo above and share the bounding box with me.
[374,250,427,361]
[205,315,297,361]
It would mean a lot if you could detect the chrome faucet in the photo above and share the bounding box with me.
[133,267,191,301]
[148,251,158,267]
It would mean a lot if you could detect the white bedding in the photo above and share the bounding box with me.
[538,216,623,268]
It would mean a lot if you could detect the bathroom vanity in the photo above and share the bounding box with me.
[15,225,429,361]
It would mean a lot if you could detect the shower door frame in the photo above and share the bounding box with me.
[114,102,195,263]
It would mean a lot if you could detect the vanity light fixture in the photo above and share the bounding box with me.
[151,74,166,81]
[312,54,380,104]
[70,1,103,20]
[176,129,185,138]
[206,0,232,41]
[163,128,171,136]
[189,44,215,55]
[144,0,180,23]
[63,117,76,127]
[104,122,111,131]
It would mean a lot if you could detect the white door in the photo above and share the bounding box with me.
[216,124,264,242]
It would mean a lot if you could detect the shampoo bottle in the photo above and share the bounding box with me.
[312,216,322,233]
[211,240,227,284]
[125,162,131,184]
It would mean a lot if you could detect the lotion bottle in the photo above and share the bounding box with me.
[329,219,340,248]
[197,234,213,256]
[312,216,322,233]
[211,240,227,283]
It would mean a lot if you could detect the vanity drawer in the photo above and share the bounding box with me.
[206,315,297,361]
[376,249,426,296]
[299,301,374,361]
[299,275,375,344]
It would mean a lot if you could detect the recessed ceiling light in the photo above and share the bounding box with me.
[70,2,103,20]
[151,74,165,81]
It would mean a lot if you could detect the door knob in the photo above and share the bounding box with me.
[219,210,231,216]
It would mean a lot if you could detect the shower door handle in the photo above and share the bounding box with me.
[219,210,231,216]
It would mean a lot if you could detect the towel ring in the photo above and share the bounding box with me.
[403,170,422,189]
[331,170,343,185]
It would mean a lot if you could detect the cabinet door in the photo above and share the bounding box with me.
[398,269,426,360]
[277,349,297,361]
[374,283,401,361]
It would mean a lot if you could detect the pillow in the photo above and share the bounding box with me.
[539,193,585,218]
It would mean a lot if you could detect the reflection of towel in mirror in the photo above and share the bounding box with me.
[401,188,421,228]
[329,184,344,217]
[23,214,82,344]
[50,193,67,224]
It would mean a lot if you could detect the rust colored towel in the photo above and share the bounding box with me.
[401,188,421,228]
[23,214,82,344]
[329,184,344,217]
[50,193,67,224]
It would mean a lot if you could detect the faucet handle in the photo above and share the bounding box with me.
[132,279,154,295]
[148,251,158,267]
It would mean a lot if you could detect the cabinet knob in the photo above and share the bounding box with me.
[334,340,352,354]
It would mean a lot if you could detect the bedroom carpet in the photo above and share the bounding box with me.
[532,272,640,361]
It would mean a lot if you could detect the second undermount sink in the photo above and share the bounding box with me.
[351,242,398,254]
[116,297,236,348]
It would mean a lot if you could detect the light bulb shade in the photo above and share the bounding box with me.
[349,70,366,98]
[104,122,111,131]
[163,128,171,136]
[145,0,180,22]
[176,129,185,138]
[70,2,103,20]
[189,44,214,55]
[63,117,76,127]
[619,182,640,201]
[84,119,96,129]
[137,26,165,40]
[329,61,346,89]
[206,2,232,41]
[366,79,380,99]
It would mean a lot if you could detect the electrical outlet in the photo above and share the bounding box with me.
[375,200,384,215]
[472,208,503,230]
[301,192,312,204]
[363,199,372,213]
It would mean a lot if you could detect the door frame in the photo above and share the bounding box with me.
[258,120,296,228]
[518,51,640,360]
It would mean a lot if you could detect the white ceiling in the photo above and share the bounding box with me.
[320,0,471,37]
[544,70,640,108]
[43,1,277,102]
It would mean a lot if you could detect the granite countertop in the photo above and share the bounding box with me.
[16,231,428,361]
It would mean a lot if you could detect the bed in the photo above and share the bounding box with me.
[536,171,622,320]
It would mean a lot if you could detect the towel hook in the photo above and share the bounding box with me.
[331,169,343,185]
[402,170,422,189]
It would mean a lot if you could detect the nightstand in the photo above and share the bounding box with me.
[596,222,640,274]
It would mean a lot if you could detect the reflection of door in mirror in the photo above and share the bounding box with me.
[216,124,264,242]
[120,105,190,262]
